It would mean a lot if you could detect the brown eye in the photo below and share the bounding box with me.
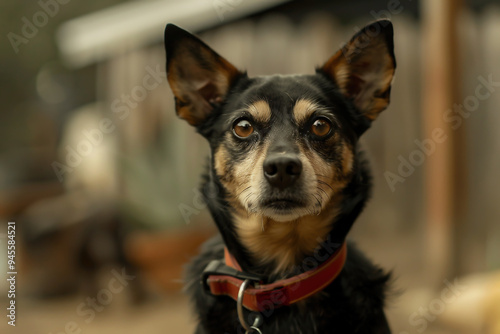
[233,119,254,138]
[311,118,332,137]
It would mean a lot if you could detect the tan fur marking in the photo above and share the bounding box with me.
[247,100,271,123]
[214,144,230,181]
[300,140,352,196]
[235,203,340,274]
[293,99,322,125]
[341,143,354,174]
[214,138,270,212]
[300,144,338,192]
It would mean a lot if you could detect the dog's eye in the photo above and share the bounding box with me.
[233,119,254,138]
[311,118,332,137]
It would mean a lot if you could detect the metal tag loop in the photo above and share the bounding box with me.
[237,279,263,334]
[247,326,263,334]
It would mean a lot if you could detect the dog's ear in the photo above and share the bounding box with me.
[319,20,396,125]
[164,24,242,126]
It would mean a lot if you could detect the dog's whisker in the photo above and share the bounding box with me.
[311,194,322,216]
[243,192,252,201]
[237,173,253,179]
[284,92,294,103]
[236,185,251,198]
[316,186,329,198]
[317,179,334,192]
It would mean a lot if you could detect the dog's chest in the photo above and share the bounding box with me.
[234,210,338,274]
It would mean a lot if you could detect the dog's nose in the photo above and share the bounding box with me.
[263,155,302,189]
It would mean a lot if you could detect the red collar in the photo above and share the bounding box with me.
[204,242,347,312]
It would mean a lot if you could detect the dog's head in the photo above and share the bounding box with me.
[165,21,395,224]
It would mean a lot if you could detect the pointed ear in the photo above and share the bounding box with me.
[319,20,396,124]
[164,24,242,126]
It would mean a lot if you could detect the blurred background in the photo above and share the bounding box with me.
[1,0,499,333]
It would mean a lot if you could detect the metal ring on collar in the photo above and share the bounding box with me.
[237,279,252,332]
[237,280,264,334]
[248,326,263,334]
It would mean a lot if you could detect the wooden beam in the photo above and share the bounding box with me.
[421,0,466,281]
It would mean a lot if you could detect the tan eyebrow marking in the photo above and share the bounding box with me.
[293,99,323,124]
[247,100,271,123]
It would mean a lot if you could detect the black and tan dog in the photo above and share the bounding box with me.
[165,19,396,334]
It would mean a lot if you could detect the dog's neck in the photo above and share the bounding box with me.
[203,157,371,280]
[231,197,342,277]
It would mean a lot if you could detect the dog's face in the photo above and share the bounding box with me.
[204,76,359,223]
[165,21,395,224]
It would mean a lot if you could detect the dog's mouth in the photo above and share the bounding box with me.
[262,198,304,210]
[257,197,314,222]
[249,195,321,222]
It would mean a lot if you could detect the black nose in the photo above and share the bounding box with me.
[263,155,302,189]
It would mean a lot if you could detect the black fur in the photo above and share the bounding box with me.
[165,20,396,334]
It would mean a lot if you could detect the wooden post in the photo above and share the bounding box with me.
[421,0,466,282]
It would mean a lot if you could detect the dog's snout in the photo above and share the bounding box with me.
[263,155,302,189]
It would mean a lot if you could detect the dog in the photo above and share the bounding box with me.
[164,19,396,334]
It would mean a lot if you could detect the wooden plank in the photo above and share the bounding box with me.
[421,0,466,280]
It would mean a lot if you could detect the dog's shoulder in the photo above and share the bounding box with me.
[185,235,242,332]
[185,234,225,288]
[341,241,392,304]
[322,241,392,333]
